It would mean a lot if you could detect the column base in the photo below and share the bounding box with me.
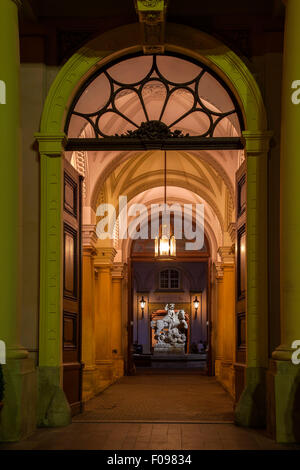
[267,359,300,443]
[82,359,125,402]
[215,359,221,377]
[234,366,266,428]
[113,357,124,380]
[37,366,71,428]
[217,360,235,399]
[0,357,37,442]
[82,365,97,402]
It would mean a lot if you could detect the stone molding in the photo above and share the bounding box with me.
[111,263,125,279]
[228,222,236,243]
[94,247,117,267]
[215,262,224,280]
[35,132,67,155]
[242,130,273,154]
[82,224,97,248]
[218,246,235,265]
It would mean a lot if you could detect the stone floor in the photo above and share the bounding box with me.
[74,369,234,422]
[0,370,298,450]
[1,422,296,450]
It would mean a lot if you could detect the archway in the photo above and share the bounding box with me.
[36,22,272,428]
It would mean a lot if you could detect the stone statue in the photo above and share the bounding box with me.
[151,304,188,354]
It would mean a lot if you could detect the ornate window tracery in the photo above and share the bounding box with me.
[65,53,244,151]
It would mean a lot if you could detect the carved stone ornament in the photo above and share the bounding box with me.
[118,121,189,139]
[141,0,162,7]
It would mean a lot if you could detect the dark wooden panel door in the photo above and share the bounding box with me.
[235,161,247,403]
[63,159,83,415]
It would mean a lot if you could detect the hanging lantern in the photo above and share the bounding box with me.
[154,151,176,259]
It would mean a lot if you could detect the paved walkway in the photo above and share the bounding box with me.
[1,371,298,450]
[74,370,234,422]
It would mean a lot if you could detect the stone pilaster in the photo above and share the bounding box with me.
[93,246,116,393]
[235,130,272,428]
[214,263,224,378]
[0,0,36,441]
[81,226,97,401]
[217,247,235,398]
[111,264,125,379]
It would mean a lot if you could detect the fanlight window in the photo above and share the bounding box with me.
[159,269,180,290]
[66,53,243,142]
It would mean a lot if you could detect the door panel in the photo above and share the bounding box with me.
[235,161,246,402]
[63,159,83,415]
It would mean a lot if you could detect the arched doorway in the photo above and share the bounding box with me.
[36,23,272,428]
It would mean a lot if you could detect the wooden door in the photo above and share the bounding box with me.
[234,160,247,403]
[63,159,83,415]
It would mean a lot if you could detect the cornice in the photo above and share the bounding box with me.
[35,132,67,155]
[242,131,274,154]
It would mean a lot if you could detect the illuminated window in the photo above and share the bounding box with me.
[159,269,180,289]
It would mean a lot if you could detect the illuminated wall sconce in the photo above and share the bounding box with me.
[193,296,200,319]
[140,295,146,318]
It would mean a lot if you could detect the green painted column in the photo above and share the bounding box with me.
[274,0,300,360]
[0,0,37,442]
[268,0,300,443]
[0,0,27,359]
[35,133,71,428]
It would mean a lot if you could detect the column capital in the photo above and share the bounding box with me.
[111,263,125,279]
[35,132,67,155]
[242,130,273,154]
[94,247,117,268]
[218,246,235,265]
[215,262,224,280]
[82,224,97,249]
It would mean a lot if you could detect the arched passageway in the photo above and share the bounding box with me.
[36,23,270,432]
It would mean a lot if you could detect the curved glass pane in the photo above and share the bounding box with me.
[108,55,152,84]
[162,88,194,126]
[97,111,137,137]
[74,73,111,114]
[170,111,211,137]
[156,55,202,84]
[142,80,167,121]
[198,72,235,114]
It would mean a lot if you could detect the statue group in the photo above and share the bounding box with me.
[151,304,188,354]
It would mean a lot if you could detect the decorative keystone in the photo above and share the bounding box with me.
[135,0,168,54]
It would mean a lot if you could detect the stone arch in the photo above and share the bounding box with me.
[36,22,270,429]
[39,23,267,134]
